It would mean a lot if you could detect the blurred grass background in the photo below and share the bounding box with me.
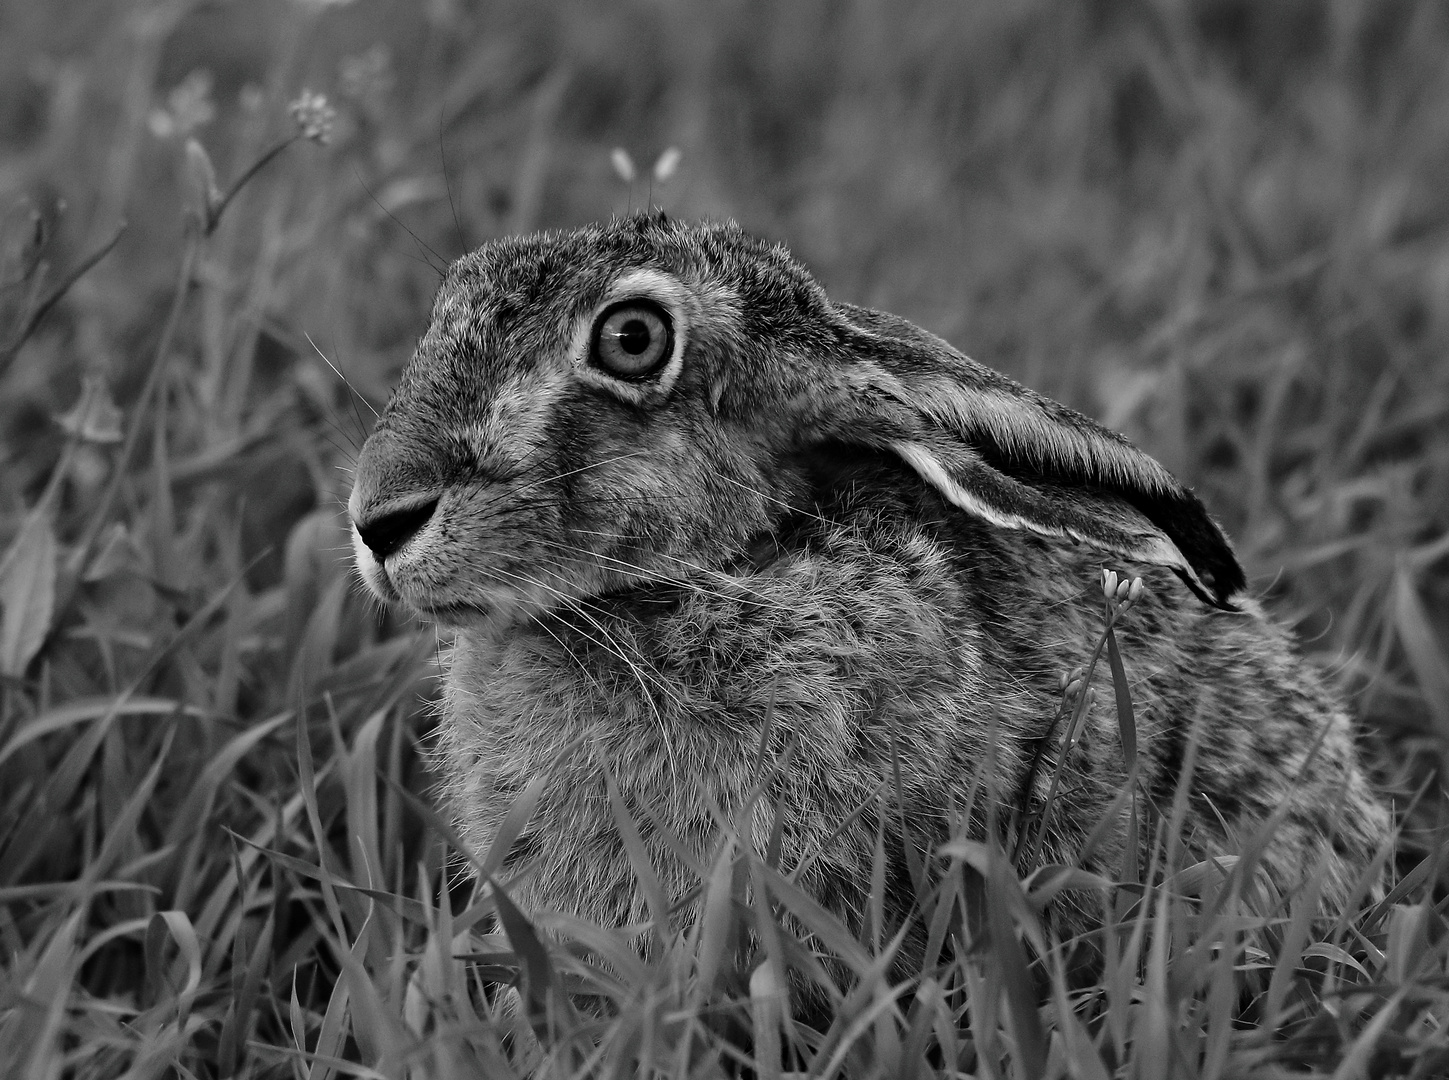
[3,0,1449,1074]
[4,0,1448,732]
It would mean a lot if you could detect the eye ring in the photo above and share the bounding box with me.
[588,299,674,381]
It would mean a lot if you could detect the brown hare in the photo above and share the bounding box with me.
[348,213,1389,962]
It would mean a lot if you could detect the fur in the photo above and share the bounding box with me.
[349,214,1389,964]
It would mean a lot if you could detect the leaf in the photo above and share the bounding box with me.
[749,963,784,1080]
[82,522,134,582]
[1164,855,1239,899]
[1023,863,1115,908]
[0,509,57,676]
[145,910,203,1024]
[1330,988,1406,1080]
[1104,624,1138,770]
[984,853,1048,1080]
[1392,567,1449,735]
[488,876,554,1011]
[14,908,83,1079]
[1301,942,1371,980]
[1134,886,1172,1080]
[694,840,738,996]
[602,761,672,949]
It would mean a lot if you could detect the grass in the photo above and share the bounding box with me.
[2,0,1449,1075]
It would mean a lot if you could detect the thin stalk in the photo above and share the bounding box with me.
[68,226,201,578]
[0,221,128,379]
[205,136,298,235]
[1019,600,1129,869]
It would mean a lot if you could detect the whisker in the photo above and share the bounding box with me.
[318,428,363,468]
[524,537,795,615]
[711,471,836,529]
[508,451,650,499]
[478,562,684,710]
[306,330,380,425]
[351,162,449,276]
[475,563,687,782]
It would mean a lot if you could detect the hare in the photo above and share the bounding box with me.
[349,213,1389,959]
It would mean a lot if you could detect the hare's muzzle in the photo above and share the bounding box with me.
[353,497,438,562]
[348,426,454,605]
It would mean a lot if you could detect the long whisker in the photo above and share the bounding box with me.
[306,331,379,424]
[525,537,795,615]
[475,562,685,783]
[511,451,650,495]
[711,470,837,529]
[478,562,685,713]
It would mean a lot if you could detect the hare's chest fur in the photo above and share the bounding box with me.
[432,516,1037,925]
[431,513,1388,931]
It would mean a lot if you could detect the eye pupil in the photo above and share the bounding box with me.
[616,319,651,355]
[589,300,674,380]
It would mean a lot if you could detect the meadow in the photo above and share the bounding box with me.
[2,0,1449,1075]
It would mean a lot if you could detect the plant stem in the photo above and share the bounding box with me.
[206,136,298,235]
[0,221,128,379]
[68,224,201,578]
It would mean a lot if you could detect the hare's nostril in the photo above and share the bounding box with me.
[355,498,439,561]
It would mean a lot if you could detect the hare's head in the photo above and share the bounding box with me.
[350,214,1243,629]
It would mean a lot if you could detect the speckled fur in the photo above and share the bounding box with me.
[350,214,1389,963]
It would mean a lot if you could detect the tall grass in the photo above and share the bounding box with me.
[2,0,1448,1075]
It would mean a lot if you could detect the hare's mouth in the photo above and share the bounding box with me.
[415,600,489,626]
[410,576,585,632]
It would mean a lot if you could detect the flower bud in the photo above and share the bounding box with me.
[653,146,682,183]
[56,376,124,444]
[1101,568,1118,600]
[610,147,636,183]
[185,138,222,222]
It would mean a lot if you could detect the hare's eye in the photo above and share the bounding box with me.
[590,300,673,380]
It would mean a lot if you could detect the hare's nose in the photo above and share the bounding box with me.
[354,498,438,561]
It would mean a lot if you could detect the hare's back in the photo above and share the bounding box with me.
[966,511,1389,898]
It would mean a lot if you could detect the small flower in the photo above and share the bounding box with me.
[147,69,216,139]
[652,146,682,183]
[55,375,123,443]
[1101,567,1146,613]
[610,148,636,184]
[288,89,336,145]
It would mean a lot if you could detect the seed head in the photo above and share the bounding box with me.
[288,90,336,145]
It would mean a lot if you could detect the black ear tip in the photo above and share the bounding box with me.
[1173,553,1247,611]
[1151,490,1247,610]
[1208,544,1248,608]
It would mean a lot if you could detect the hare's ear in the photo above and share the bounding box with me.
[813,304,1245,609]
